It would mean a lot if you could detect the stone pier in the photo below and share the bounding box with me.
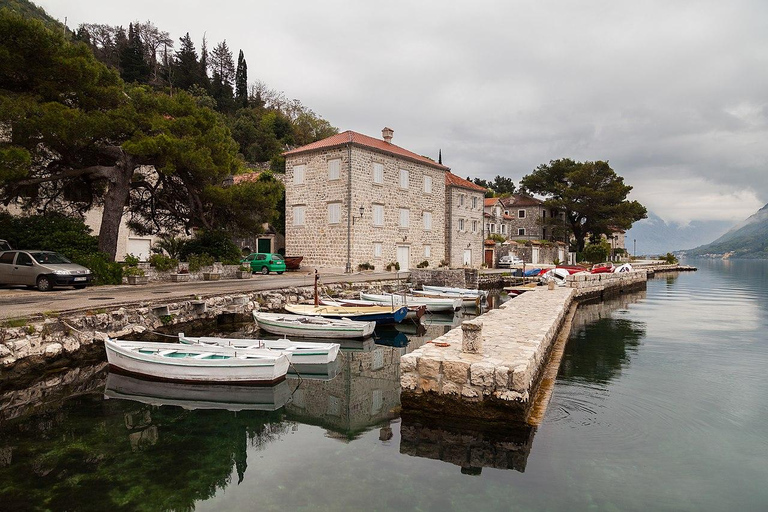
[400,270,648,421]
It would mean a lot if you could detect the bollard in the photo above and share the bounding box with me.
[547,279,555,290]
[461,319,483,354]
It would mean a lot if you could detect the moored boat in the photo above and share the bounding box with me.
[253,311,375,339]
[104,338,289,385]
[410,289,481,308]
[359,291,462,312]
[284,256,303,270]
[421,285,488,298]
[319,297,427,320]
[284,303,409,325]
[178,333,340,365]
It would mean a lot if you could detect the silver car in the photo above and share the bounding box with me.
[0,250,93,291]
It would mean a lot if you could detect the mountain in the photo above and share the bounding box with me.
[684,204,768,259]
[0,0,62,29]
[624,211,733,257]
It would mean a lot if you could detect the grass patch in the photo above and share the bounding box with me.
[3,318,28,328]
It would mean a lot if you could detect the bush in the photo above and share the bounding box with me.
[416,260,429,268]
[662,252,679,264]
[357,262,374,271]
[123,266,145,277]
[583,241,611,264]
[123,253,140,266]
[152,234,185,259]
[179,230,241,263]
[385,261,400,271]
[188,253,215,272]
[0,212,98,259]
[76,252,123,285]
[489,233,506,243]
[439,259,449,268]
[148,253,179,272]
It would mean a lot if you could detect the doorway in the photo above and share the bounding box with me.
[396,245,410,271]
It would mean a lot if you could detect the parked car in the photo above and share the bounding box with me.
[498,255,524,268]
[0,250,93,291]
[0,240,11,251]
[241,252,286,275]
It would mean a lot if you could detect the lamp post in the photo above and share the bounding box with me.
[633,238,636,259]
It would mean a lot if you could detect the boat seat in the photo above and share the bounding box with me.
[158,350,177,356]
[192,353,215,359]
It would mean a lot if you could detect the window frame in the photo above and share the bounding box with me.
[328,158,341,181]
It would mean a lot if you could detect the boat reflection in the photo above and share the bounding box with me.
[104,372,293,411]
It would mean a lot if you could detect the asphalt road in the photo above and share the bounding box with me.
[0,270,412,321]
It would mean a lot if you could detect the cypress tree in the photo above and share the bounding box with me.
[235,49,248,108]
[174,32,200,90]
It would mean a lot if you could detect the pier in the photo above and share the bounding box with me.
[400,269,649,422]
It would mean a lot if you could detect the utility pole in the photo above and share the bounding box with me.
[633,239,637,258]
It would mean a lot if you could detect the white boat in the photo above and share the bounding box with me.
[410,289,481,308]
[359,291,461,312]
[104,338,289,384]
[541,267,570,286]
[319,298,427,320]
[177,333,340,366]
[253,311,375,339]
[421,285,488,298]
[104,372,293,411]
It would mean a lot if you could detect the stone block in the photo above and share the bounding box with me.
[400,354,417,373]
[420,377,441,393]
[442,381,462,396]
[461,319,483,354]
[400,373,420,391]
[495,365,511,389]
[418,357,442,379]
[443,360,470,384]
[461,386,480,399]
[470,362,495,387]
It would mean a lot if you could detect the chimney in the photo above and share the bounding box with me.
[382,127,394,143]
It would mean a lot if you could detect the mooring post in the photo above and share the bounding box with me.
[461,319,483,354]
[314,270,319,306]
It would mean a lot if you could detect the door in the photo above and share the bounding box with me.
[485,249,494,268]
[463,249,472,267]
[126,238,152,261]
[14,251,37,286]
[257,238,272,253]
[396,245,410,271]
[531,247,540,265]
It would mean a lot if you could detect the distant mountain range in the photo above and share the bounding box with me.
[683,203,768,259]
[624,212,733,257]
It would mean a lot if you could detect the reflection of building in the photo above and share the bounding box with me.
[285,346,402,438]
[400,415,535,474]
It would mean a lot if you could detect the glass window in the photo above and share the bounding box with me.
[30,252,70,264]
[518,209,526,219]
[293,205,306,226]
[399,208,410,227]
[399,169,409,189]
[472,196,478,209]
[328,203,341,224]
[458,218,465,231]
[518,228,526,236]
[16,252,33,266]
[472,220,478,232]
[373,163,384,184]
[373,204,384,226]
[0,252,16,264]
[328,158,341,180]
[293,164,305,184]
[459,194,465,206]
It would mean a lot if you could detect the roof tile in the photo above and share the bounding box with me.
[445,172,487,191]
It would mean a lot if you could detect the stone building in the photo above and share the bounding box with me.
[283,128,449,272]
[501,194,568,243]
[484,198,513,239]
[445,173,486,267]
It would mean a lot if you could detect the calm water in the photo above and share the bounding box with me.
[1,261,767,511]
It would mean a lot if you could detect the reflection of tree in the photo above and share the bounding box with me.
[0,393,288,511]
[558,317,646,384]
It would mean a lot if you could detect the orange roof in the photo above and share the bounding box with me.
[445,172,487,192]
[484,197,501,207]
[283,130,449,171]
[232,172,262,184]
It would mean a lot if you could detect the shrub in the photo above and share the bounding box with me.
[152,234,185,259]
[148,253,179,272]
[385,262,400,271]
[77,252,123,285]
[123,266,145,277]
[179,229,241,263]
[416,260,429,268]
[489,233,506,243]
[188,253,215,272]
[583,241,611,264]
[0,212,98,259]
[357,262,374,271]
[123,253,140,267]
[662,252,679,264]
[553,258,561,266]
[237,265,250,272]
[438,259,449,268]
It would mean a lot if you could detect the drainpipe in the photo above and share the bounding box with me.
[346,143,352,273]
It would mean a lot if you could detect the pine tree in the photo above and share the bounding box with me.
[174,32,200,90]
[199,34,210,91]
[235,49,248,108]
[119,23,150,83]
[209,40,235,112]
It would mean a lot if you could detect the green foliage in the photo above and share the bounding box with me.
[122,265,145,277]
[123,253,140,267]
[151,234,185,259]
[385,262,400,271]
[0,212,98,260]
[188,253,215,272]
[583,240,611,264]
[489,233,506,243]
[416,260,429,268]
[77,252,123,285]
[148,253,179,271]
[520,158,647,253]
[202,173,283,237]
[662,252,679,264]
[180,230,241,263]
[357,262,374,271]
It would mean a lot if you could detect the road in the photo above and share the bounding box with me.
[0,270,412,321]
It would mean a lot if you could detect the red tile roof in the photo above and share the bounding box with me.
[283,130,450,171]
[501,194,545,207]
[445,172,487,192]
[484,198,501,207]
[232,172,262,184]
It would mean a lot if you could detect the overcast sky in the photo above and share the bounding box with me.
[37,0,768,226]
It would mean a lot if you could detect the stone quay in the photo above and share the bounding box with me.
[400,269,649,423]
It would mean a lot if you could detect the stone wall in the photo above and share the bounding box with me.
[409,268,479,290]
[285,145,447,271]
[565,270,648,299]
[0,279,404,371]
[496,243,567,266]
[445,185,484,268]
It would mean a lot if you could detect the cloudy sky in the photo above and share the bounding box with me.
[38,0,768,226]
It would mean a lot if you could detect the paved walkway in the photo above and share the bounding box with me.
[0,270,411,321]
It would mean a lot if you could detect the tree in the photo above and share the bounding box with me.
[520,158,647,253]
[173,32,201,90]
[119,22,150,83]
[209,40,235,112]
[490,175,516,196]
[0,13,275,260]
[235,49,248,108]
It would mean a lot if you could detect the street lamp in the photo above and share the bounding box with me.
[633,238,637,258]
[352,205,364,225]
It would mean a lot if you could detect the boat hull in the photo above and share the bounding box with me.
[104,339,289,385]
[284,303,408,325]
[179,334,340,365]
[359,292,461,312]
[253,311,375,339]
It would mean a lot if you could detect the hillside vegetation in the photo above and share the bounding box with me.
[685,204,768,259]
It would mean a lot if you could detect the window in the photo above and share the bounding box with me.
[472,196,478,209]
[518,228,526,236]
[328,158,341,180]
[328,203,341,224]
[424,175,432,194]
[501,224,506,234]
[293,164,305,184]
[16,252,32,266]
[373,162,384,184]
[542,210,547,219]
[491,223,496,233]
[518,209,526,219]
[0,252,16,264]
[424,245,431,257]
[373,204,384,226]
[399,169,409,189]
[459,194,465,206]
[399,208,410,227]
[293,205,305,226]
[495,206,501,217]
[423,211,432,230]
[373,242,382,258]
[458,218,465,231]
[472,220,478,232]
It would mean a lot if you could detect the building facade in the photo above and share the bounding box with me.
[484,198,513,239]
[445,173,485,267]
[284,128,448,272]
[500,194,568,243]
